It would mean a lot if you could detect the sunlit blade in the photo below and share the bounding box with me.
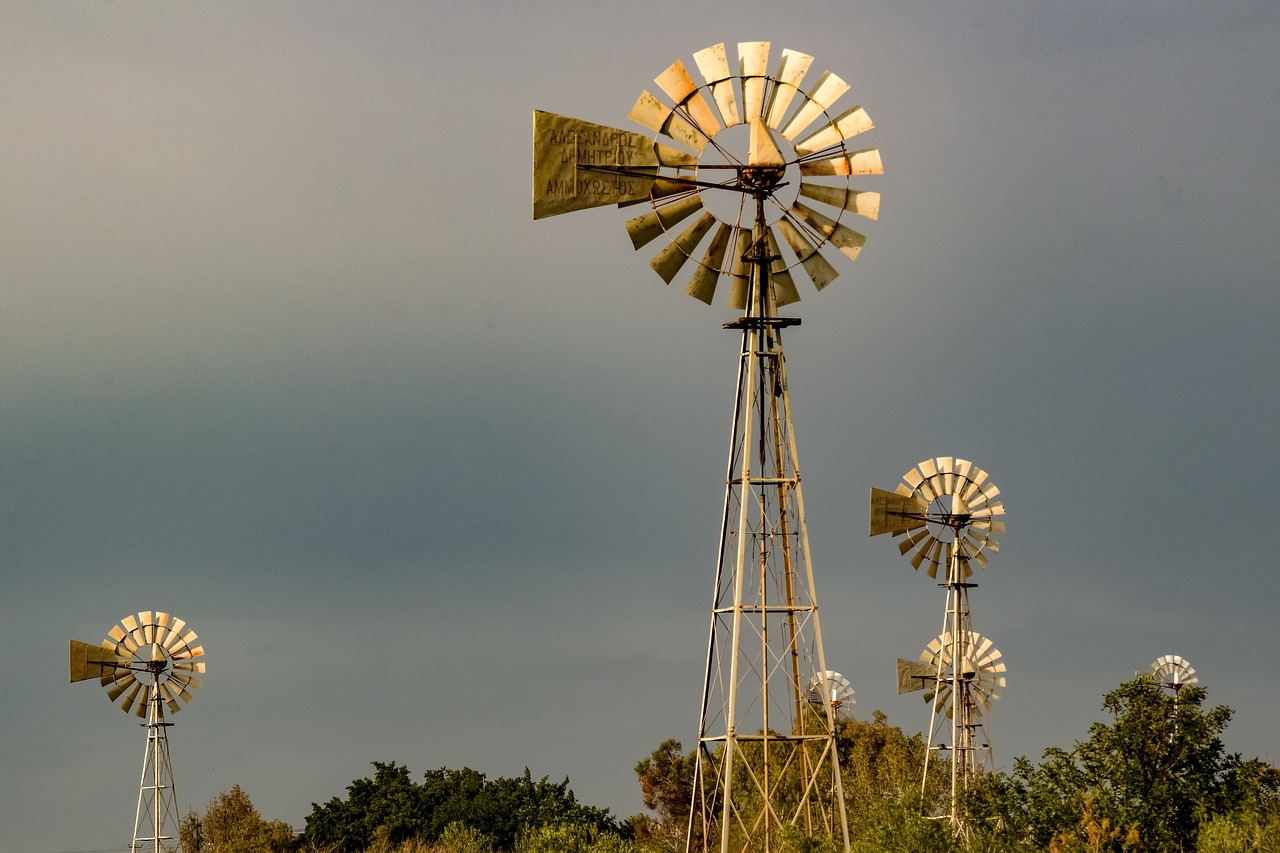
[777,218,838,291]
[728,230,752,310]
[173,660,207,674]
[154,612,172,641]
[120,682,145,714]
[738,41,770,120]
[137,612,155,646]
[968,548,990,570]
[655,60,722,139]
[748,118,786,166]
[174,630,200,653]
[925,541,945,579]
[970,503,1007,519]
[159,682,181,714]
[765,49,814,128]
[686,224,732,305]
[693,43,740,126]
[765,228,800,307]
[625,194,704,249]
[169,679,195,704]
[800,148,884,176]
[106,672,137,701]
[650,212,716,283]
[629,91,707,152]
[790,202,866,262]
[798,182,879,221]
[794,105,874,155]
[896,527,930,556]
[779,72,851,140]
[164,616,187,643]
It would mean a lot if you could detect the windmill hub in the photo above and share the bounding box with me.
[144,657,168,675]
[693,123,800,225]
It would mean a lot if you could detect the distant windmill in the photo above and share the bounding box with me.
[808,670,855,715]
[871,457,1007,830]
[70,611,206,853]
[1151,654,1198,696]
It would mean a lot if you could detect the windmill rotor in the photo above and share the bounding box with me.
[870,457,1006,579]
[1151,654,1198,692]
[807,670,855,712]
[70,610,206,717]
[919,632,1007,717]
[533,40,882,308]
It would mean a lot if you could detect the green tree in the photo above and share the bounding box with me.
[965,676,1255,852]
[303,762,617,852]
[632,739,696,851]
[181,785,296,853]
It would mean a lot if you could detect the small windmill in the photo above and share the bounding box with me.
[1151,654,1198,697]
[70,611,206,853]
[871,457,1006,829]
[808,670,855,715]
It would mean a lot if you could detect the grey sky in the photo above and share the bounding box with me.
[2,2,1277,851]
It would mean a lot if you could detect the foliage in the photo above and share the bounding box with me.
[303,762,617,852]
[180,785,297,853]
[631,739,696,851]
[514,821,633,853]
[962,676,1269,852]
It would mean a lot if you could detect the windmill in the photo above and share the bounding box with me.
[870,457,1006,829]
[70,611,206,853]
[534,40,884,852]
[1151,654,1198,697]
[808,670,855,715]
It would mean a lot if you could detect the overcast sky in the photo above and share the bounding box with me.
[2,2,1277,851]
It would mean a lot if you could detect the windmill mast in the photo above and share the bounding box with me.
[132,669,180,853]
[688,190,848,852]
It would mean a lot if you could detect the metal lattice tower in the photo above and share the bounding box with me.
[685,206,849,852]
[132,680,181,853]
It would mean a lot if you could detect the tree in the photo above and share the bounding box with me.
[965,676,1254,852]
[302,762,618,852]
[632,739,696,850]
[181,785,296,853]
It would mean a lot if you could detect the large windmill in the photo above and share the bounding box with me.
[70,611,206,853]
[871,457,1006,829]
[534,40,883,853]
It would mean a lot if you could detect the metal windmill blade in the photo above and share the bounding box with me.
[532,40,883,308]
[807,670,855,712]
[920,632,1007,717]
[1151,654,1198,691]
